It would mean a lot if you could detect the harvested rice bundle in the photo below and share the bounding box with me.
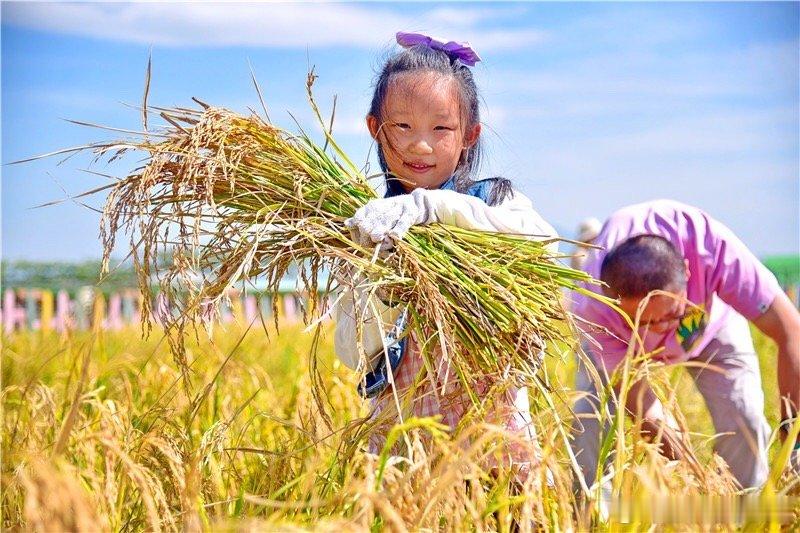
[88,78,605,400]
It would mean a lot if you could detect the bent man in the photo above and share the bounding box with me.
[571,199,800,490]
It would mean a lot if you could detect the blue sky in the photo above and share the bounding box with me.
[2,2,798,261]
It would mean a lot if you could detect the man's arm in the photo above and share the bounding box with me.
[582,339,687,461]
[751,292,800,436]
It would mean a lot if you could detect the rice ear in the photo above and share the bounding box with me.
[65,84,607,410]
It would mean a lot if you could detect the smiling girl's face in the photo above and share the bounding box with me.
[367,70,481,192]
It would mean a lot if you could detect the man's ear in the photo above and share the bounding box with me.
[464,122,481,148]
[367,115,381,140]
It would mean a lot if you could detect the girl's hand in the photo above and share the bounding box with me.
[345,191,429,251]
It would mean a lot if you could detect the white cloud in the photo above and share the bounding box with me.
[484,40,797,102]
[327,112,368,137]
[470,29,548,52]
[480,103,510,130]
[3,3,395,47]
[489,107,797,183]
[498,137,798,255]
[558,6,712,49]
[425,6,530,28]
[3,2,548,52]
[585,108,796,156]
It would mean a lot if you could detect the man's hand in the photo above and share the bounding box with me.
[639,417,686,461]
[624,378,686,461]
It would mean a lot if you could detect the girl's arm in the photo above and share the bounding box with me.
[416,187,558,247]
[346,187,559,256]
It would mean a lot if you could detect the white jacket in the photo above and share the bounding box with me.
[334,187,558,371]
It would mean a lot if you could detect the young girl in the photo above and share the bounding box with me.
[335,32,558,474]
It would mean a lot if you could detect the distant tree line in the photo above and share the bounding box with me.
[1,260,138,296]
[1,258,311,297]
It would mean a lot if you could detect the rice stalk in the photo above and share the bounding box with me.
[3,325,796,530]
[59,78,614,415]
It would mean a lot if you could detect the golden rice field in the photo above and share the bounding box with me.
[2,320,797,531]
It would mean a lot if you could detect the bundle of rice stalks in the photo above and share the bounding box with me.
[65,74,609,403]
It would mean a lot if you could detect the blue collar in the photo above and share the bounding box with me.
[384,175,457,198]
[384,175,492,203]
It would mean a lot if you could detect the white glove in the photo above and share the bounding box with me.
[345,189,430,251]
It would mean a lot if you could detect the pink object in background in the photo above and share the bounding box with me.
[55,290,71,331]
[154,292,171,325]
[108,294,123,330]
[283,294,297,322]
[0,288,336,331]
[3,290,15,334]
[132,292,142,324]
[244,296,258,324]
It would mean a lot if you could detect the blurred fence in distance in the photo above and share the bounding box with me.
[2,254,796,333]
[0,286,319,333]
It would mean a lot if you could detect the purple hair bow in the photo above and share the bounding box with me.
[396,31,481,67]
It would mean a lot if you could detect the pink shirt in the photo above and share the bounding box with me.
[572,200,782,372]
